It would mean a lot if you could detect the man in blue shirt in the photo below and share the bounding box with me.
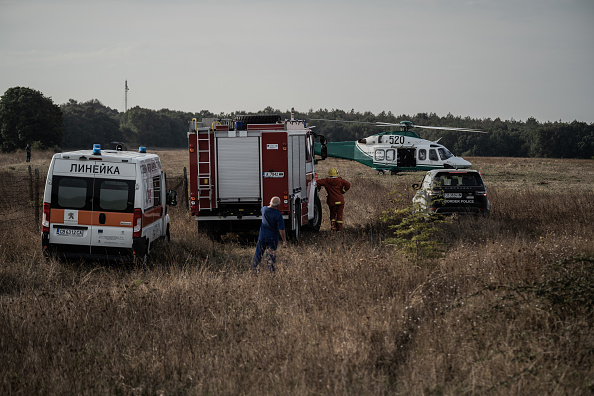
[252,196,287,272]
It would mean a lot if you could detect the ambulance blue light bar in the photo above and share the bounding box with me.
[139,146,147,153]
[93,144,101,155]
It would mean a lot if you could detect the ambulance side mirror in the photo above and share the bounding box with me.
[167,190,177,206]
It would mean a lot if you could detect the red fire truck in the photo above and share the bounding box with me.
[187,110,327,240]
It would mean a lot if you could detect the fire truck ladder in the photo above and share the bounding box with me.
[196,127,214,210]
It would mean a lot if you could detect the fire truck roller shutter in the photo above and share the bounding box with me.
[290,135,307,195]
[217,136,261,202]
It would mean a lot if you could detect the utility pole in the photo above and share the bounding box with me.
[125,80,129,112]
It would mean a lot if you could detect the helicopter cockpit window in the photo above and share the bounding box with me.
[385,149,395,162]
[418,149,426,161]
[438,148,453,160]
[374,149,385,161]
[429,149,438,161]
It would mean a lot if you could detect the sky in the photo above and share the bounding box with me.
[1,0,593,123]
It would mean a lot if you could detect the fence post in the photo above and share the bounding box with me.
[34,168,40,229]
[28,165,34,201]
[183,166,188,210]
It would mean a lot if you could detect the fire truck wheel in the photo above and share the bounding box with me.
[308,193,323,232]
[289,200,301,242]
[200,222,223,242]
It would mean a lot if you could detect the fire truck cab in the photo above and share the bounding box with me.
[188,111,327,240]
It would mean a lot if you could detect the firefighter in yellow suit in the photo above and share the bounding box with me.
[317,168,351,231]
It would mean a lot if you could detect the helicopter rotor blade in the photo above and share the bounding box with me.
[311,119,487,133]
[375,122,485,133]
[375,122,401,126]
[413,125,487,133]
[310,119,378,125]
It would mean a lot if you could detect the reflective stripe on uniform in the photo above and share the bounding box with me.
[335,201,342,205]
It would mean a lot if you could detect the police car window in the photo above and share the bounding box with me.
[57,177,89,209]
[461,174,481,186]
[98,180,132,211]
[429,149,438,161]
[418,149,426,161]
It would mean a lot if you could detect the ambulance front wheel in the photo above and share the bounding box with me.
[165,225,171,242]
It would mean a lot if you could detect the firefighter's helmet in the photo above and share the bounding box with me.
[328,168,338,177]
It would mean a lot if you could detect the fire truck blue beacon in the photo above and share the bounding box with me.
[42,144,177,263]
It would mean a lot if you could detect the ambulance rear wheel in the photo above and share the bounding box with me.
[134,252,149,267]
[134,241,150,267]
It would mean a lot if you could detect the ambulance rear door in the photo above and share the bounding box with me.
[89,163,136,256]
[48,159,96,255]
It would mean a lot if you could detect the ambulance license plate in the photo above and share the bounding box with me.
[56,228,84,237]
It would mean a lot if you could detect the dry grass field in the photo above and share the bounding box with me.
[1,148,593,395]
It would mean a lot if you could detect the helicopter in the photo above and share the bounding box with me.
[312,120,486,174]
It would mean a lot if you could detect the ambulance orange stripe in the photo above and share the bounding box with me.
[143,205,163,226]
[49,209,93,225]
[93,212,134,227]
[50,209,134,227]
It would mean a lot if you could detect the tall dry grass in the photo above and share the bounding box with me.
[1,153,593,395]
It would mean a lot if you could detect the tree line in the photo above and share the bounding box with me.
[1,87,592,158]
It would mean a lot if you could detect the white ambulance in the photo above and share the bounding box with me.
[41,145,177,262]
